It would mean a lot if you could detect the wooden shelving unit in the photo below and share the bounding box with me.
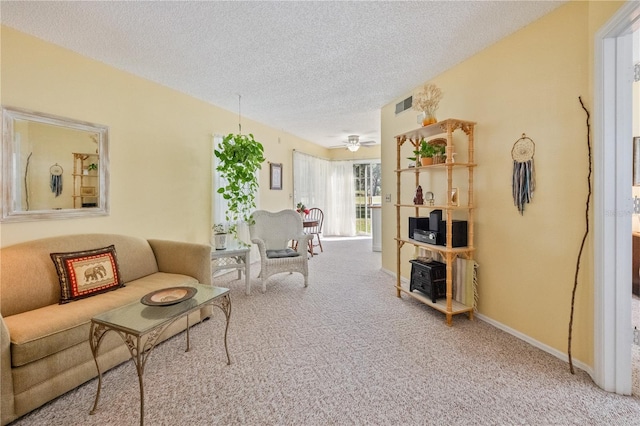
[395,118,476,325]
[72,153,99,208]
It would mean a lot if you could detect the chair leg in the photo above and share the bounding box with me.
[317,234,323,252]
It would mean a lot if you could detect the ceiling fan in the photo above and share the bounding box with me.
[330,135,377,152]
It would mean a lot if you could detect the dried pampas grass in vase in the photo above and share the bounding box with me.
[413,83,443,126]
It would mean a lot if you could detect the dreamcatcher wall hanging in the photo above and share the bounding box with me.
[511,133,536,215]
[49,163,63,197]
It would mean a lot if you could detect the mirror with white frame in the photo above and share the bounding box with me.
[1,106,110,222]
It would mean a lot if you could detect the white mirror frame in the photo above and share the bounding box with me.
[1,106,110,222]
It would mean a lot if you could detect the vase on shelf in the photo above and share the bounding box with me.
[421,111,437,127]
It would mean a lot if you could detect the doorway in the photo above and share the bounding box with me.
[354,161,381,235]
[595,1,640,395]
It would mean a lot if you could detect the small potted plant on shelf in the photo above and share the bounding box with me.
[433,144,446,164]
[408,139,436,166]
[212,223,227,250]
[83,163,98,175]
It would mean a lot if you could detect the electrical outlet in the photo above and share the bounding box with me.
[385,194,391,202]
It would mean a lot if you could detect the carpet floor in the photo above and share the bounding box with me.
[11,238,640,425]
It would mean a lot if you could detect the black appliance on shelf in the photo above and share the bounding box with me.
[423,209,468,247]
[408,217,429,239]
[409,259,447,303]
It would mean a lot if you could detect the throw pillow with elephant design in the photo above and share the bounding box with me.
[50,245,124,303]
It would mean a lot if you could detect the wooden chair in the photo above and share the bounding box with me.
[249,209,312,292]
[305,207,324,254]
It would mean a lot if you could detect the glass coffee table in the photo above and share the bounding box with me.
[88,283,231,425]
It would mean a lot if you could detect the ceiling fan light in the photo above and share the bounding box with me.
[347,134,360,151]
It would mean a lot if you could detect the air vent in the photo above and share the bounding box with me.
[395,96,413,114]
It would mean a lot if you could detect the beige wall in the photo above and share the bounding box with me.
[380,1,623,368]
[0,26,376,247]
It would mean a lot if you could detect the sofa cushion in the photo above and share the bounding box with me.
[50,245,125,304]
[4,272,198,367]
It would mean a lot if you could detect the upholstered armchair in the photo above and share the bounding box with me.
[249,209,312,292]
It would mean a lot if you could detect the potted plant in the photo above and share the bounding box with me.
[212,223,227,250]
[433,144,446,164]
[214,133,265,240]
[83,163,98,175]
[408,139,436,166]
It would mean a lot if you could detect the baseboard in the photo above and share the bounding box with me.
[475,313,593,377]
[380,266,593,377]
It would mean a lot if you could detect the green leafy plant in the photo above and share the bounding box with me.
[212,223,226,234]
[408,139,436,161]
[87,163,98,171]
[214,133,265,238]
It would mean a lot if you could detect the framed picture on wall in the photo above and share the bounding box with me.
[270,163,282,190]
[634,137,640,186]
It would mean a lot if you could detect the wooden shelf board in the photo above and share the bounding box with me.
[395,203,474,210]
[394,118,477,140]
[396,282,473,316]
[396,238,474,254]
[395,163,477,173]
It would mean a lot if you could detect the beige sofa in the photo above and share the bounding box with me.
[0,234,212,425]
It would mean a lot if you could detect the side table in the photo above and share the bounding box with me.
[211,240,251,294]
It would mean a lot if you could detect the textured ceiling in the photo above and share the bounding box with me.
[0,1,565,148]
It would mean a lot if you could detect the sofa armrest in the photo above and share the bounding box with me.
[1,314,16,425]
[147,239,212,286]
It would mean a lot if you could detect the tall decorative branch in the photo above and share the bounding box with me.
[24,152,33,211]
[568,96,592,374]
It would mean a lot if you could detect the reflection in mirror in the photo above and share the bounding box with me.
[1,106,109,222]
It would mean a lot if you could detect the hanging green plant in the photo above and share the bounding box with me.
[214,133,265,238]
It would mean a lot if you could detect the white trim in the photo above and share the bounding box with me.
[594,0,640,395]
[380,268,593,374]
[476,313,593,376]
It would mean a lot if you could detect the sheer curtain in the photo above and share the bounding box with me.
[293,151,355,236]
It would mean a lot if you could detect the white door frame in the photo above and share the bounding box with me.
[594,1,640,394]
